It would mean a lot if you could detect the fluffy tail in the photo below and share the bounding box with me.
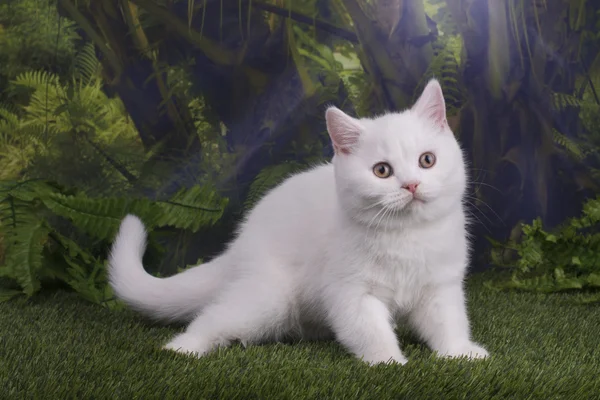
[108,214,225,323]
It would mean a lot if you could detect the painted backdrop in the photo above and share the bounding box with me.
[1,0,599,303]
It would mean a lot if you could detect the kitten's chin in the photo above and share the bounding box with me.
[341,192,458,228]
[352,196,460,228]
[346,202,419,229]
[412,196,465,223]
[409,196,426,205]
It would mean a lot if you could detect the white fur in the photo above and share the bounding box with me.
[108,79,488,365]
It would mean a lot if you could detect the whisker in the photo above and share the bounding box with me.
[379,206,391,233]
[465,208,492,234]
[469,169,487,187]
[463,194,505,225]
[471,185,483,197]
[415,183,503,228]
[361,198,387,211]
[367,203,389,230]
[469,180,502,194]
[463,199,496,228]
[372,206,388,232]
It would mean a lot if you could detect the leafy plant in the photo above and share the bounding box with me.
[0,179,228,305]
[0,0,79,83]
[414,34,464,116]
[487,196,600,303]
[0,44,145,192]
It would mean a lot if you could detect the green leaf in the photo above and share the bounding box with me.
[52,231,94,264]
[586,273,600,287]
[2,218,50,296]
[41,185,228,240]
[155,185,228,232]
[0,177,228,305]
[41,192,133,241]
[489,196,600,301]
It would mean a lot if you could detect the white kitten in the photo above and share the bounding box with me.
[108,79,488,365]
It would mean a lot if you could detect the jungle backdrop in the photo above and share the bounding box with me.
[1,0,600,305]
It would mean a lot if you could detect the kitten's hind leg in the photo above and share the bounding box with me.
[164,274,292,357]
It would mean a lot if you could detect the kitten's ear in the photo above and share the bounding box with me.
[325,107,364,155]
[412,79,449,131]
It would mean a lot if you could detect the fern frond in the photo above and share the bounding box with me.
[0,177,229,304]
[1,179,61,202]
[40,185,228,241]
[14,121,56,144]
[74,42,101,84]
[488,197,600,302]
[415,35,464,114]
[41,193,147,241]
[0,106,24,156]
[11,70,60,92]
[155,185,229,231]
[0,107,20,128]
[0,147,32,181]
[62,255,113,306]
[0,193,37,230]
[50,231,114,306]
[20,79,63,121]
[552,129,584,160]
[0,213,49,297]
[552,91,600,113]
[552,92,582,110]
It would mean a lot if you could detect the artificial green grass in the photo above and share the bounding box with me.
[1,273,599,399]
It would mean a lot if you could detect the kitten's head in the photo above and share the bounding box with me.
[325,79,467,227]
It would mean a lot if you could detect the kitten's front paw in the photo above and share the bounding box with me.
[438,342,489,360]
[164,333,207,358]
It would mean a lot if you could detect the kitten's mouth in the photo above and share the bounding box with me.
[388,196,426,212]
[410,194,426,203]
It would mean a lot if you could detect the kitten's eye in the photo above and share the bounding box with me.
[419,152,436,169]
[373,162,393,178]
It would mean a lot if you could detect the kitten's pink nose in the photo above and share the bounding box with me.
[402,182,420,194]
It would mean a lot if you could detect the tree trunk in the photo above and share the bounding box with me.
[137,0,353,202]
[57,0,198,157]
[446,0,599,270]
[342,0,435,111]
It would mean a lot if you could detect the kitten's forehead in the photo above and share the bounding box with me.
[360,111,436,154]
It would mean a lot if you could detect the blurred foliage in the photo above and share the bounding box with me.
[1,0,600,303]
[0,179,227,304]
[487,196,600,303]
[0,0,79,94]
[0,43,145,192]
